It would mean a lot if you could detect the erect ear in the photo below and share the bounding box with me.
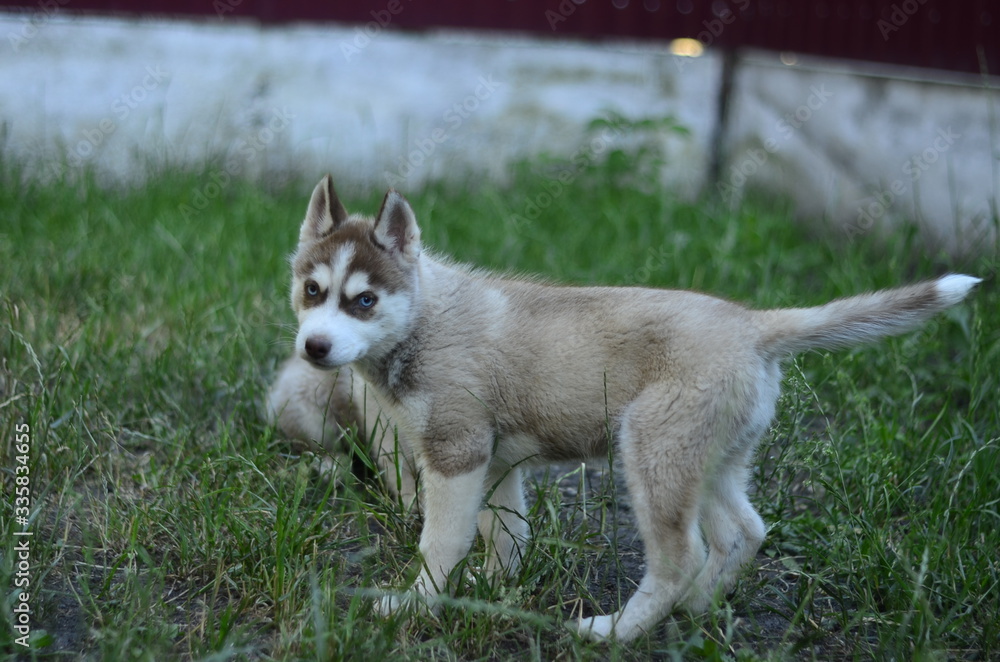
[299,174,348,243]
[373,189,421,261]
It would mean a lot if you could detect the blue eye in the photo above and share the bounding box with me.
[357,294,376,309]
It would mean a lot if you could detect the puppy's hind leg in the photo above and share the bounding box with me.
[689,370,776,610]
[689,451,765,612]
[576,388,710,642]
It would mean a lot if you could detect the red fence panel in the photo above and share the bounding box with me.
[1,1,996,75]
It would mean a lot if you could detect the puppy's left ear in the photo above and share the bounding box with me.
[300,174,348,243]
[374,190,421,262]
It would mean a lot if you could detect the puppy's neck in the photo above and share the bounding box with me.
[350,256,436,399]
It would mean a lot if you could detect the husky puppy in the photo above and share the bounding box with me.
[280,174,979,642]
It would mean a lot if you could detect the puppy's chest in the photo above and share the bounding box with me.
[369,331,424,399]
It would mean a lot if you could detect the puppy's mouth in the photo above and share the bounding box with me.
[302,355,341,370]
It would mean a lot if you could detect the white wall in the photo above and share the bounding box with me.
[2,12,996,252]
[724,52,998,253]
[1,14,717,197]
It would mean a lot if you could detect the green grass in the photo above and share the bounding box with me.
[1,140,998,661]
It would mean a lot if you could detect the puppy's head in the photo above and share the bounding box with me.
[289,175,421,369]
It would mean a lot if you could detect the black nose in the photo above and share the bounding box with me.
[305,336,332,361]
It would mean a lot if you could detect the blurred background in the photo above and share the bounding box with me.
[1,0,997,253]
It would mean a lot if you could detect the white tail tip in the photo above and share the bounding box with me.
[936,274,982,306]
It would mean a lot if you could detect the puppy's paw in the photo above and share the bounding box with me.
[374,588,438,619]
[681,590,713,616]
[572,614,616,642]
[375,593,402,617]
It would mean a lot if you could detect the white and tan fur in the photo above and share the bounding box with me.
[269,174,980,642]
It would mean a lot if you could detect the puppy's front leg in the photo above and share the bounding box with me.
[479,465,527,578]
[379,462,488,612]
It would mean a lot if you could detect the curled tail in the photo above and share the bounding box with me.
[758,274,981,358]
